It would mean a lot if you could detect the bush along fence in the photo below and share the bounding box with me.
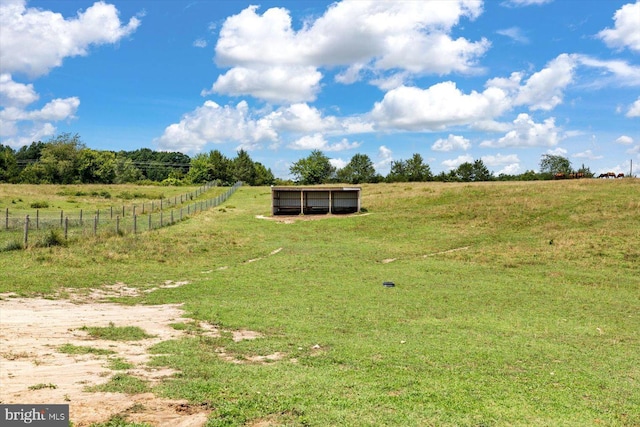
[1,182,242,249]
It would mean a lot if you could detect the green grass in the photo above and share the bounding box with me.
[106,357,134,370]
[58,343,116,356]
[1,180,639,426]
[86,374,149,394]
[80,323,154,341]
[89,415,152,427]
[28,383,58,390]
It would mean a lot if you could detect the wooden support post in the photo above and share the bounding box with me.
[116,216,120,235]
[148,214,152,231]
[80,209,83,226]
[24,215,29,247]
[5,208,8,230]
[60,210,64,227]
[64,216,68,240]
[133,214,137,234]
[36,209,39,230]
[94,215,98,236]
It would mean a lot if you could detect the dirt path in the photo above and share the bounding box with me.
[0,291,212,426]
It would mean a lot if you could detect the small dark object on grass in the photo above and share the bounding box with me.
[383,281,395,287]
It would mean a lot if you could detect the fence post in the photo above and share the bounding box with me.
[60,210,63,227]
[133,214,137,234]
[180,208,183,221]
[5,208,8,230]
[142,202,145,214]
[80,209,83,226]
[24,215,29,247]
[161,199,163,210]
[122,205,125,217]
[133,205,136,217]
[94,215,98,236]
[160,211,163,227]
[97,209,100,222]
[64,216,68,240]
[36,209,39,230]
[171,210,174,224]
[148,213,152,231]
[152,201,154,212]
[116,216,120,235]
[110,206,113,219]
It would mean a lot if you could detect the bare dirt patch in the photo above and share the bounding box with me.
[255,212,369,224]
[0,290,268,426]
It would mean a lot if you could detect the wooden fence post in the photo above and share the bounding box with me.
[110,206,113,219]
[94,215,98,236]
[64,216,68,240]
[133,214,137,234]
[80,209,83,226]
[148,213,152,231]
[24,215,29,247]
[5,208,8,230]
[171,210,174,224]
[36,209,39,230]
[60,210,63,227]
[160,211,163,227]
[116,216,120,235]
[122,205,125,217]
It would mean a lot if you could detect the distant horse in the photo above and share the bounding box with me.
[617,173,625,178]
[598,172,617,178]
[554,172,566,179]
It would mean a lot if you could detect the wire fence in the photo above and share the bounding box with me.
[1,182,242,249]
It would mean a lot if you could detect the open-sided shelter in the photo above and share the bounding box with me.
[271,186,361,215]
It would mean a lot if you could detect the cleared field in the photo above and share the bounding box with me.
[1,180,639,426]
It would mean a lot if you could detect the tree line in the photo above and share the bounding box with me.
[1,133,594,186]
[0,133,275,186]
[288,151,594,184]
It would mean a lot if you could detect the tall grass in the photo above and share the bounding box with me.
[1,180,638,426]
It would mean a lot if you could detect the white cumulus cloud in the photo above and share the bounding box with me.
[616,135,634,145]
[432,134,472,151]
[371,82,509,131]
[627,98,640,117]
[480,113,561,148]
[211,1,489,103]
[0,0,141,77]
[598,2,640,53]
[154,101,278,154]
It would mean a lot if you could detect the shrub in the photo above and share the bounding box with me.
[35,229,66,248]
[1,240,23,252]
[30,201,49,209]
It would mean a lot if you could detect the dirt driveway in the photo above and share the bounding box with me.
[0,286,213,426]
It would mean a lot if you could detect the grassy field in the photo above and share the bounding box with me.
[1,179,639,426]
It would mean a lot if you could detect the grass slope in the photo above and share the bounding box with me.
[1,180,638,426]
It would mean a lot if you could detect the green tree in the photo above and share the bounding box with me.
[114,156,143,183]
[289,150,335,185]
[232,149,257,184]
[386,159,408,182]
[539,154,572,177]
[0,145,19,182]
[337,153,376,184]
[78,149,116,183]
[186,153,213,184]
[37,133,85,184]
[254,162,275,186]
[472,159,492,181]
[405,153,432,182]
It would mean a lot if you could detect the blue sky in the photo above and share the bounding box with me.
[1,0,638,179]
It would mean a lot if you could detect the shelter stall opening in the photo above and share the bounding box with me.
[271,187,361,215]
